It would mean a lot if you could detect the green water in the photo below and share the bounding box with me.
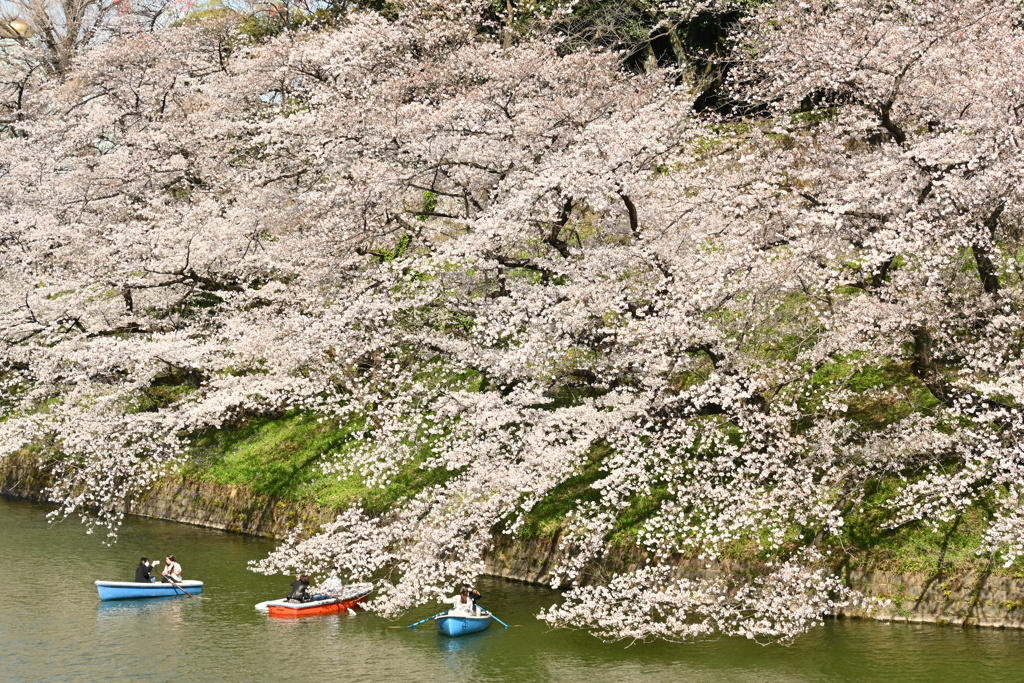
[2,498,1023,682]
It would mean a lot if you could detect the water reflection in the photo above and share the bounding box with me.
[95,595,193,622]
[435,632,486,681]
[436,631,487,655]
[264,612,348,637]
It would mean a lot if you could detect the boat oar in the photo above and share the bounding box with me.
[477,606,509,628]
[166,577,194,598]
[407,611,448,628]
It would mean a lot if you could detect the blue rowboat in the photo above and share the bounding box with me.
[95,580,203,600]
[436,611,492,637]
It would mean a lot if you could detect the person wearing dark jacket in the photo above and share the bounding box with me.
[462,583,481,612]
[287,574,310,602]
[134,558,155,583]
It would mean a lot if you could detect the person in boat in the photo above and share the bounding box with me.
[286,574,311,602]
[161,555,183,583]
[462,583,481,611]
[135,557,156,583]
[319,574,344,596]
[445,585,477,615]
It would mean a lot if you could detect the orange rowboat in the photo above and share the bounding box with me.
[255,584,371,619]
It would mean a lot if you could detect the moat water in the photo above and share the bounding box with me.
[2,498,1023,682]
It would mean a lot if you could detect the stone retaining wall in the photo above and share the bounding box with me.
[0,453,55,503]
[131,475,341,538]
[4,454,1024,629]
[481,535,1024,628]
[0,453,339,538]
[837,569,1024,629]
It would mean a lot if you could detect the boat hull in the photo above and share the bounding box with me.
[95,580,203,600]
[436,612,492,637]
[257,587,371,619]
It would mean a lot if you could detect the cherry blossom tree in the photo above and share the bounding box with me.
[1,0,197,75]
[2,0,1024,642]
[730,0,1024,556]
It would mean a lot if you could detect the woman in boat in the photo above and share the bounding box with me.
[287,574,311,602]
[445,586,476,615]
[161,555,183,583]
[135,557,156,583]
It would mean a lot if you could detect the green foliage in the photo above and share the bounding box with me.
[515,444,607,539]
[382,232,413,262]
[765,132,796,150]
[183,408,461,511]
[840,481,995,576]
[175,290,226,318]
[791,107,838,127]
[607,485,671,548]
[176,2,236,26]
[131,384,196,414]
[0,367,31,415]
[802,355,940,431]
[417,191,437,221]
[164,323,974,580]
[163,392,1000,580]
[231,1,403,43]
[184,412,367,506]
[360,458,460,516]
[238,6,341,42]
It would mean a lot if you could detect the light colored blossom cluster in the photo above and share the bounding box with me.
[539,550,859,643]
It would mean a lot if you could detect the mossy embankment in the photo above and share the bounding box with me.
[173,392,1012,587]
[180,411,458,518]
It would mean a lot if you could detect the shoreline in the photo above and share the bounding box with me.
[3,453,1023,630]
